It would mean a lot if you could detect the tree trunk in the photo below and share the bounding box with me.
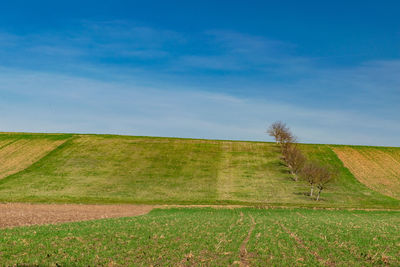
[310,186,314,197]
[289,166,297,181]
[316,190,321,201]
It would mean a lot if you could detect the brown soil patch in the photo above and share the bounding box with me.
[0,203,155,229]
[0,138,67,179]
[332,147,400,199]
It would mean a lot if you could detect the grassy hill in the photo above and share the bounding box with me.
[0,133,398,209]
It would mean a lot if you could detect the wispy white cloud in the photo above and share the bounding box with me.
[0,21,399,146]
[0,67,399,146]
[171,30,312,73]
[0,32,21,46]
[27,45,84,57]
[0,21,186,69]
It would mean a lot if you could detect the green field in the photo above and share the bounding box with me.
[0,132,399,266]
[1,208,399,266]
[0,133,399,208]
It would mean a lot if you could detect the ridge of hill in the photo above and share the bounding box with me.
[0,133,398,209]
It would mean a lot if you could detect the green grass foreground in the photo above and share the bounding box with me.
[0,208,399,266]
[0,133,399,208]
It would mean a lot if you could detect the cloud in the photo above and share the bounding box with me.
[170,30,312,73]
[0,22,399,146]
[205,30,294,58]
[0,32,21,46]
[0,22,316,76]
[0,21,186,72]
[0,67,399,146]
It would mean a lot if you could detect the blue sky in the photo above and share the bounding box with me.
[0,0,399,146]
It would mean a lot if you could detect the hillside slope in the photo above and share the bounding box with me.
[0,133,398,208]
[0,133,71,180]
[332,145,400,200]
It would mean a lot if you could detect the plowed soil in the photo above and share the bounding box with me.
[332,146,400,199]
[0,203,155,228]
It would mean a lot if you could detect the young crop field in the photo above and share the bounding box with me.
[0,208,399,266]
[0,133,398,209]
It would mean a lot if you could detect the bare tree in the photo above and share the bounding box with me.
[280,131,296,153]
[267,121,289,144]
[315,167,336,201]
[267,121,337,201]
[268,121,302,180]
[300,161,320,197]
[300,161,336,200]
[283,146,306,181]
[267,121,296,156]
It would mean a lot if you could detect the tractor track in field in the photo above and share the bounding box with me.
[276,221,336,267]
[238,214,256,267]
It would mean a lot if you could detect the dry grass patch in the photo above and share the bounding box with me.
[332,146,400,199]
[0,138,67,179]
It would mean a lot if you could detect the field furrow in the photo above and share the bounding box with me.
[332,146,400,199]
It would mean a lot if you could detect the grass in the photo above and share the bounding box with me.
[299,144,400,208]
[0,133,71,179]
[0,208,399,266]
[331,145,400,199]
[0,133,398,266]
[0,133,398,208]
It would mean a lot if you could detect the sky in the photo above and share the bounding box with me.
[0,0,399,146]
